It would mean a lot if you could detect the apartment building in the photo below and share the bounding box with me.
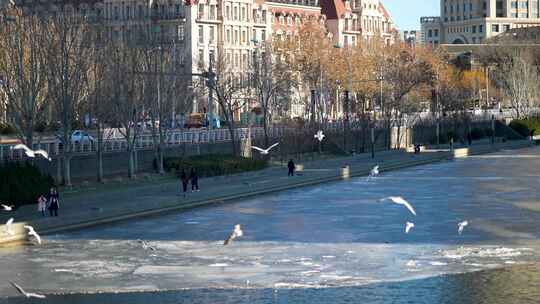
[322,0,395,47]
[421,0,540,45]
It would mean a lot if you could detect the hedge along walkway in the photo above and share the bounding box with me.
[0,140,533,245]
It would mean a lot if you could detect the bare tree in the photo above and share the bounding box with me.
[208,52,250,156]
[251,43,294,147]
[0,8,49,148]
[494,50,539,119]
[44,12,93,185]
[107,42,145,178]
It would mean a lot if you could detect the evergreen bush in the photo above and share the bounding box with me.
[163,154,268,177]
[0,162,54,209]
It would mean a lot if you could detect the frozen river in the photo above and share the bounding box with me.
[2,147,540,303]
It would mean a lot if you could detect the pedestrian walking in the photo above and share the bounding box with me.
[190,168,199,192]
[287,159,295,176]
[37,195,47,216]
[47,187,60,217]
[180,169,189,196]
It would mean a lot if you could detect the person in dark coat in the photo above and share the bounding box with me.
[287,159,295,176]
[180,169,189,196]
[190,168,199,192]
[47,187,59,217]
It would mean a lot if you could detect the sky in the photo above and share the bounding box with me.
[383,0,440,31]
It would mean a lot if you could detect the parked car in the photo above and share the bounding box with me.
[71,130,94,144]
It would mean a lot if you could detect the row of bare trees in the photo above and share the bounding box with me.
[0,8,193,185]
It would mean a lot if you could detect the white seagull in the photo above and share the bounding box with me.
[23,225,41,244]
[380,196,417,216]
[9,281,46,299]
[314,130,325,142]
[370,165,379,177]
[11,144,51,161]
[138,240,156,251]
[251,143,279,155]
[224,224,243,246]
[458,221,468,235]
[1,204,14,211]
[5,218,14,236]
[405,221,415,234]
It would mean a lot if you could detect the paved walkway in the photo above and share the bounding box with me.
[0,140,533,244]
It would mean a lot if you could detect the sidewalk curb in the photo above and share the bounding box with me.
[0,141,533,245]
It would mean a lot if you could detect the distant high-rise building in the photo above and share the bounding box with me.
[421,0,540,45]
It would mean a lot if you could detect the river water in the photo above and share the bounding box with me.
[2,147,540,303]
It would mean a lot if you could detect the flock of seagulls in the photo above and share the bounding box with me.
[10,144,51,161]
[1,130,473,299]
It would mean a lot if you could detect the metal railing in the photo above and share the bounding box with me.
[0,126,285,161]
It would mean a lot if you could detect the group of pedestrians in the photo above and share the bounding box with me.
[37,187,60,217]
[178,168,199,197]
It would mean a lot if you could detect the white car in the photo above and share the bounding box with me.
[71,130,94,144]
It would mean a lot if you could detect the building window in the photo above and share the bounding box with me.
[503,24,511,31]
[198,25,204,43]
[241,7,246,21]
[434,29,439,37]
[226,6,230,20]
[234,7,238,20]
[261,30,266,41]
[234,29,239,44]
[210,5,216,19]
[209,50,215,66]
[428,29,433,37]
[479,25,484,32]
[198,4,204,19]
[199,50,204,66]
[209,26,215,43]
[226,29,231,43]
[492,24,500,32]
[472,25,477,33]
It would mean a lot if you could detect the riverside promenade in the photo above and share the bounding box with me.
[0,140,533,245]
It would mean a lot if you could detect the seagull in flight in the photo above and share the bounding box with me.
[380,196,417,216]
[23,225,41,244]
[405,221,415,234]
[11,144,51,161]
[314,130,325,142]
[9,281,46,299]
[138,240,156,251]
[251,143,279,155]
[5,218,14,236]
[224,224,243,246]
[458,221,468,235]
[1,204,14,211]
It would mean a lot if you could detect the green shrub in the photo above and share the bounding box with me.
[510,118,540,137]
[163,154,268,178]
[0,123,16,135]
[0,162,54,209]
